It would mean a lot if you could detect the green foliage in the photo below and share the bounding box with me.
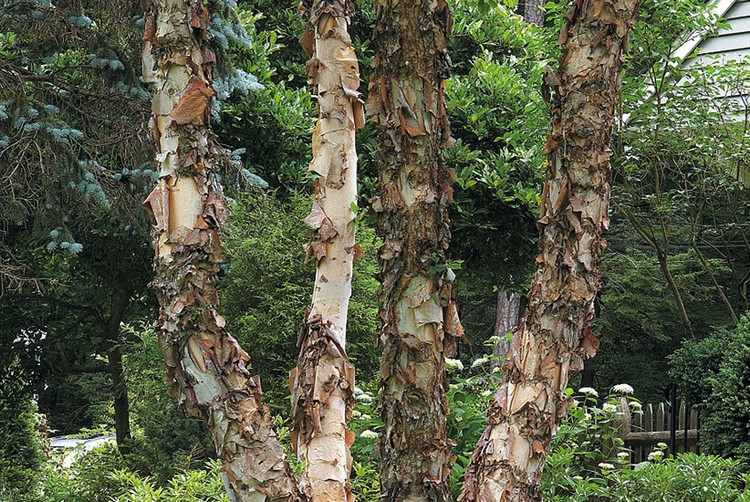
[542,387,750,501]
[593,248,732,402]
[699,315,750,469]
[541,387,635,498]
[0,397,46,501]
[114,460,229,502]
[124,326,214,482]
[446,370,498,499]
[544,451,750,502]
[221,191,380,411]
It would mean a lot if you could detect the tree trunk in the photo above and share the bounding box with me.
[655,251,695,339]
[518,0,545,26]
[493,290,521,365]
[368,0,462,499]
[107,288,131,449]
[290,0,362,499]
[142,2,301,500]
[460,1,640,500]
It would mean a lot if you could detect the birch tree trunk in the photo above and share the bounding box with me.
[290,0,362,499]
[142,2,301,500]
[460,1,640,500]
[367,0,462,499]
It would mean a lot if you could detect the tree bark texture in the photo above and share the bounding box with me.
[493,290,521,365]
[367,0,462,499]
[518,0,545,26]
[459,1,640,500]
[290,0,363,499]
[142,2,301,500]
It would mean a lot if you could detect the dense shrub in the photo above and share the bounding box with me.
[700,315,750,469]
[0,397,46,501]
[124,326,215,482]
[541,386,750,501]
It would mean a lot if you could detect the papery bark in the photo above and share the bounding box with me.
[289,0,362,499]
[460,1,640,500]
[142,2,301,500]
[367,0,461,499]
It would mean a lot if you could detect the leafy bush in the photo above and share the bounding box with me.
[541,386,635,498]
[124,326,215,482]
[0,397,46,501]
[542,386,750,501]
[700,315,750,469]
[544,453,750,502]
[114,460,229,502]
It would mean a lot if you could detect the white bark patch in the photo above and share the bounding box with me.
[168,176,203,234]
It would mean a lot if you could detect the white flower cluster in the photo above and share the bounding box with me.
[578,387,598,397]
[444,357,464,371]
[611,383,634,395]
[354,386,373,404]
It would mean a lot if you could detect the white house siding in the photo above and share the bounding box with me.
[694,0,750,60]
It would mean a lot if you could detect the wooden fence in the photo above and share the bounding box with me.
[615,398,700,463]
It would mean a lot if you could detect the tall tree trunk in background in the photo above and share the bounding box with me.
[518,0,545,26]
[142,2,301,500]
[290,0,362,498]
[107,288,131,449]
[493,290,521,366]
[460,1,640,500]
[368,0,462,499]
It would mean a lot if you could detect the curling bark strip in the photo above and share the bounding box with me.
[459,1,640,500]
[367,0,463,499]
[289,0,363,499]
[142,2,302,500]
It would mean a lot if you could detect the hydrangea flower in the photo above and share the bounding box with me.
[360,430,379,439]
[471,356,489,368]
[355,393,373,404]
[578,387,599,397]
[598,462,615,470]
[648,450,664,461]
[444,357,464,371]
[611,383,634,395]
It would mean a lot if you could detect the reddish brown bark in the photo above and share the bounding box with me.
[460,1,640,500]
[368,0,462,499]
[143,2,301,500]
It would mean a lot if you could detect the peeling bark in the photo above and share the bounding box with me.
[459,1,640,500]
[367,0,461,499]
[142,2,301,500]
[289,0,362,499]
